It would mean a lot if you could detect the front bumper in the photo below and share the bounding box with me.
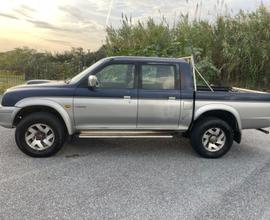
[0,105,18,128]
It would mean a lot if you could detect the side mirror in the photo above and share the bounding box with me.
[88,75,98,87]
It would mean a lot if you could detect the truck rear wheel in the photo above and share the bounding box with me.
[15,112,66,157]
[190,117,233,158]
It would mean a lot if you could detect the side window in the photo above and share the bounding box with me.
[141,64,176,90]
[96,64,135,89]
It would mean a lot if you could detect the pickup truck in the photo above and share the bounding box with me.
[0,56,270,158]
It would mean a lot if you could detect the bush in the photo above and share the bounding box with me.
[106,6,270,90]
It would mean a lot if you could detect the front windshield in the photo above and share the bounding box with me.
[68,59,105,84]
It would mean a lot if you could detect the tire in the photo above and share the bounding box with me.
[15,112,66,157]
[190,117,233,158]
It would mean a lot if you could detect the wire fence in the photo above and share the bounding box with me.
[0,70,72,93]
[0,71,26,93]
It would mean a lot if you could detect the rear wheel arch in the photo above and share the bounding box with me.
[192,109,242,143]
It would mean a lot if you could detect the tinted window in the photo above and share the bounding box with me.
[141,65,176,90]
[96,64,135,89]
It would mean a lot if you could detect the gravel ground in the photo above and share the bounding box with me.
[0,127,270,220]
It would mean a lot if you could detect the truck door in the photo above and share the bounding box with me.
[74,62,138,130]
[137,63,181,129]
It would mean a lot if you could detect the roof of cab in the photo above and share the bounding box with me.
[105,56,188,63]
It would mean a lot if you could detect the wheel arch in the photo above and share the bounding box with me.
[193,104,242,143]
[13,98,74,135]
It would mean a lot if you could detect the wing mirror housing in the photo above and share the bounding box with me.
[88,75,98,87]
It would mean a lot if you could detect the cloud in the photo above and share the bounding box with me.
[58,3,119,25]
[48,4,106,32]
[1,0,268,52]
[26,18,104,35]
[26,19,76,32]
[20,4,36,12]
[44,39,71,45]
[80,20,105,31]
[0,12,19,20]
[58,5,84,20]
[13,4,36,18]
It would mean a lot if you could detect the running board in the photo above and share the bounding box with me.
[78,130,174,139]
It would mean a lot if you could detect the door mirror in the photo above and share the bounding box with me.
[88,75,98,87]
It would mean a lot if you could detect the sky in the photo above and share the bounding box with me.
[0,0,269,52]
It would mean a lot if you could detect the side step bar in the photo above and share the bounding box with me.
[78,130,175,139]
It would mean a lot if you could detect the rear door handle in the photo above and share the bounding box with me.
[124,96,131,99]
[168,96,176,100]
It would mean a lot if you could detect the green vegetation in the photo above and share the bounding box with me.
[0,47,106,93]
[106,6,270,90]
[0,5,270,93]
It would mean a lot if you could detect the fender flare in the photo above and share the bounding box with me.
[194,103,242,130]
[13,97,74,135]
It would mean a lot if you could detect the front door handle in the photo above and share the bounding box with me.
[168,96,176,100]
[124,96,131,99]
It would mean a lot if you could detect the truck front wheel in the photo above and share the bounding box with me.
[15,112,66,157]
[190,117,234,158]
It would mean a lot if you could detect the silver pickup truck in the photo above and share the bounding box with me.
[0,56,270,158]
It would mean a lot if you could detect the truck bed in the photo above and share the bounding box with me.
[197,85,269,94]
[197,85,232,92]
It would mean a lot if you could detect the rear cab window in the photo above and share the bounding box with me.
[140,64,178,90]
